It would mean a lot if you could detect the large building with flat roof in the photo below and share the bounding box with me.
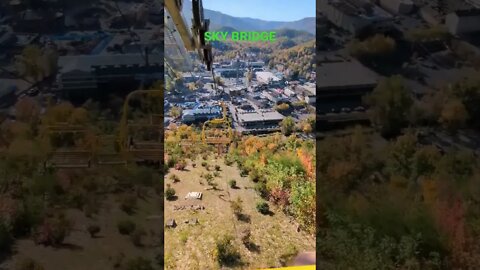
[255,71,281,85]
[236,110,284,134]
[316,60,379,98]
[318,0,393,35]
[181,106,222,124]
[57,53,162,100]
[446,9,480,35]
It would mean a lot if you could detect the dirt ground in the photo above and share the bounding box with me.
[0,193,163,270]
[164,156,315,270]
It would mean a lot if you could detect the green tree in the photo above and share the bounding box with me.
[405,27,450,43]
[215,235,241,266]
[348,34,396,61]
[439,98,469,133]
[169,106,182,119]
[365,76,413,137]
[16,45,43,82]
[280,116,296,136]
[165,184,176,200]
[230,197,243,218]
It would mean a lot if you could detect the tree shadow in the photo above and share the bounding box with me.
[167,195,178,201]
[55,243,84,251]
[238,214,251,223]
[260,210,275,216]
[231,186,240,189]
[246,242,261,253]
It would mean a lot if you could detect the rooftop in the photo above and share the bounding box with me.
[59,53,162,73]
[454,8,480,17]
[317,60,379,89]
[183,107,222,116]
[298,82,316,95]
[256,71,281,82]
[237,111,284,123]
[329,0,392,19]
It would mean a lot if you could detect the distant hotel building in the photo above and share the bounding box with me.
[378,0,414,15]
[214,68,244,78]
[181,106,222,124]
[296,82,316,104]
[57,53,162,100]
[255,71,282,85]
[316,60,379,98]
[446,9,480,36]
[318,0,393,35]
[235,110,284,134]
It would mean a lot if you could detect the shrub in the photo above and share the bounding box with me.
[213,171,220,177]
[11,196,45,238]
[255,181,268,198]
[166,157,176,168]
[117,220,136,235]
[33,213,72,246]
[124,257,154,270]
[192,163,196,168]
[229,180,237,188]
[15,257,45,270]
[174,160,186,171]
[215,235,241,266]
[169,174,179,183]
[249,169,261,182]
[120,194,137,215]
[69,190,87,209]
[224,158,233,166]
[203,173,213,182]
[165,185,176,201]
[83,195,99,218]
[201,161,208,167]
[256,201,270,215]
[230,197,243,218]
[87,224,100,238]
[131,227,147,247]
[214,165,221,171]
[240,169,248,177]
[111,252,125,269]
[240,228,251,246]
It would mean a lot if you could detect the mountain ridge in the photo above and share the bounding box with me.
[182,5,315,34]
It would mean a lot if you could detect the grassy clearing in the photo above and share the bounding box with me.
[1,192,162,270]
[164,155,315,269]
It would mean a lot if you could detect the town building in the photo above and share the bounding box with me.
[12,9,65,33]
[57,53,162,101]
[317,60,378,98]
[235,110,284,134]
[0,82,16,108]
[214,68,244,78]
[181,106,222,123]
[247,61,264,68]
[446,9,480,35]
[296,83,316,104]
[379,0,414,14]
[466,0,480,8]
[420,6,442,26]
[255,71,281,85]
[318,0,393,35]
[226,86,246,96]
[0,26,16,50]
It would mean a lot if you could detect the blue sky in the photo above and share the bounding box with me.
[202,0,315,22]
